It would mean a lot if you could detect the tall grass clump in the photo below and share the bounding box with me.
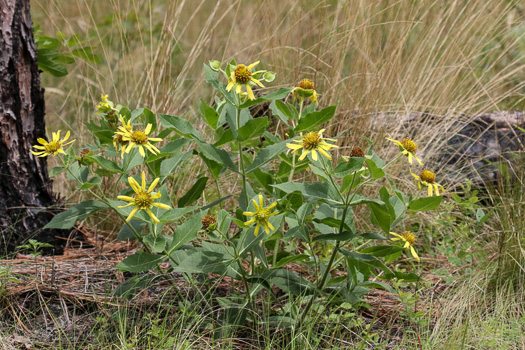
[32,0,525,198]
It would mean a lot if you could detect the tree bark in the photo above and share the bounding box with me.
[0,0,64,255]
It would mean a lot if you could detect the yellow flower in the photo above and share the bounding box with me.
[292,78,318,104]
[117,171,171,223]
[96,93,111,112]
[113,116,132,157]
[386,135,423,166]
[411,169,445,197]
[390,231,420,262]
[115,121,162,158]
[30,130,75,157]
[286,129,338,161]
[243,195,279,236]
[226,61,266,101]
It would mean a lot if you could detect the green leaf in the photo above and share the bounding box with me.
[259,269,315,296]
[79,177,101,190]
[408,196,442,211]
[246,140,288,173]
[340,249,392,274]
[272,181,341,204]
[167,212,203,253]
[118,219,146,240]
[272,254,310,269]
[270,100,292,123]
[71,47,101,63]
[37,49,68,77]
[333,157,365,177]
[143,234,168,253]
[178,177,208,207]
[44,200,108,229]
[196,141,238,173]
[84,155,122,173]
[360,245,404,257]
[365,158,385,179]
[368,202,391,233]
[158,114,204,141]
[237,117,269,141]
[115,253,166,273]
[159,151,191,178]
[49,167,66,177]
[204,64,236,106]
[131,108,157,132]
[239,88,293,109]
[294,106,336,132]
[200,99,219,130]
[312,231,356,242]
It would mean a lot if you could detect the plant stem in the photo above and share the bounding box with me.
[236,106,249,209]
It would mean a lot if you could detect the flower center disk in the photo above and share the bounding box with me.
[401,138,417,154]
[302,132,321,150]
[134,192,153,209]
[401,231,416,245]
[234,64,252,84]
[131,131,148,144]
[45,141,61,153]
[419,170,436,183]
[299,78,315,90]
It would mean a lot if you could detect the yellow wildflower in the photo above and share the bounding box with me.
[113,116,132,157]
[292,78,318,104]
[390,231,420,262]
[117,171,171,223]
[226,61,266,101]
[411,169,445,197]
[243,195,279,236]
[30,130,75,157]
[286,129,338,161]
[115,121,162,158]
[386,135,423,166]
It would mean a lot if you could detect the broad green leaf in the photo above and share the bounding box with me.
[272,181,342,204]
[360,245,404,257]
[237,117,269,141]
[408,196,442,211]
[159,151,191,177]
[158,114,204,141]
[246,140,288,173]
[131,108,157,132]
[365,158,385,179]
[37,49,68,77]
[294,106,336,132]
[200,99,219,130]
[340,249,392,274]
[167,212,203,253]
[368,202,391,233]
[259,269,315,296]
[272,254,310,269]
[71,47,101,63]
[333,157,366,178]
[84,155,121,173]
[49,167,66,177]
[178,177,208,207]
[118,219,146,240]
[196,141,238,173]
[239,88,293,109]
[115,253,166,273]
[143,234,168,253]
[270,100,292,123]
[44,200,108,229]
[79,177,101,190]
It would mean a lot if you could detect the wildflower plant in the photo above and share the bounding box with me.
[39,58,446,329]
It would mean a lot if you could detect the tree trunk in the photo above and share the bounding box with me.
[0,0,64,255]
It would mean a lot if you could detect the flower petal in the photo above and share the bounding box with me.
[126,207,139,222]
[152,202,171,210]
[148,178,160,193]
[117,195,135,202]
[145,124,152,135]
[147,208,160,223]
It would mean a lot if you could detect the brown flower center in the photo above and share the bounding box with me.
[349,146,365,158]
[419,170,436,184]
[302,132,321,150]
[45,141,61,153]
[401,137,417,154]
[131,131,148,144]
[401,231,416,246]
[234,64,252,84]
[134,192,153,209]
[299,78,315,90]
[202,215,217,232]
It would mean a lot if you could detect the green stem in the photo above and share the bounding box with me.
[236,107,249,209]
